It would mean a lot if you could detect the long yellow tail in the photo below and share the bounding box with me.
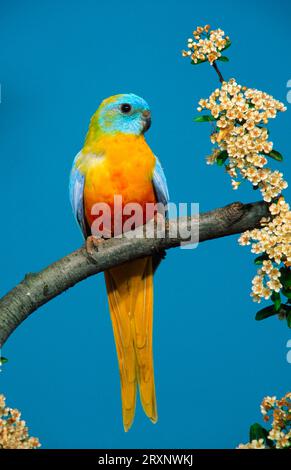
[104,256,157,432]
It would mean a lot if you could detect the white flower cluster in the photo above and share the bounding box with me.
[239,198,291,302]
[238,392,291,449]
[199,78,287,203]
[182,25,230,65]
[0,394,40,449]
[198,78,289,304]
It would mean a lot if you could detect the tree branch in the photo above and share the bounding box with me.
[0,200,269,347]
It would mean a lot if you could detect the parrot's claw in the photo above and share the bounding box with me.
[85,236,104,256]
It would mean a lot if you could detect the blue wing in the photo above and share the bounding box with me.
[152,155,169,215]
[69,152,88,238]
[151,156,169,271]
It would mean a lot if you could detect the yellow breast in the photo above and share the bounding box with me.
[78,133,156,226]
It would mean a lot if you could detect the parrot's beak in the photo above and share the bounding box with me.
[142,110,151,132]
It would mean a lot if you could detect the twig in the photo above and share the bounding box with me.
[212,61,225,83]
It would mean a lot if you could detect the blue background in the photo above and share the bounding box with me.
[1,0,291,449]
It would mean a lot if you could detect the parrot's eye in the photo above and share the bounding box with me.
[120,103,132,114]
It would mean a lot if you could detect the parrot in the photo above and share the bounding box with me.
[69,93,169,431]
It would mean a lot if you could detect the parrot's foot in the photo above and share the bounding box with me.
[85,236,104,256]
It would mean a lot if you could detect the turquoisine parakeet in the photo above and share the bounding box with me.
[69,94,169,431]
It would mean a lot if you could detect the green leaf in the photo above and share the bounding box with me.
[282,288,291,300]
[269,150,283,161]
[193,115,216,123]
[287,312,291,328]
[222,39,232,51]
[280,267,291,289]
[255,305,277,321]
[280,304,291,312]
[0,357,8,365]
[216,150,228,166]
[263,149,283,162]
[191,58,207,65]
[271,292,281,312]
[217,56,229,62]
[249,423,269,443]
[254,254,269,265]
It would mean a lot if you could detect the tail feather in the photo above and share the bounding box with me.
[133,258,157,423]
[104,256,157,431]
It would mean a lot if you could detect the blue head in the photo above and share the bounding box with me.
[89,93,151,138]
